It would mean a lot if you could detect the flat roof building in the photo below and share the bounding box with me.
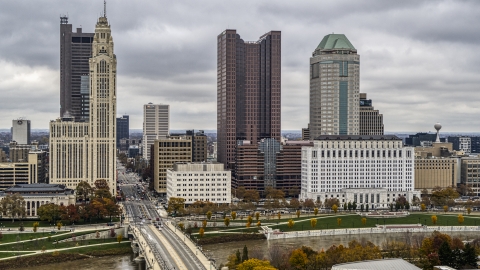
[167,162,231,205]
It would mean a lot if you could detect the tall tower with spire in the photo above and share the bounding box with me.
[88,9,117,188]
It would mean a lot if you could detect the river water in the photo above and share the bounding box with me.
[203,231,480,265]
[16,254,142,270]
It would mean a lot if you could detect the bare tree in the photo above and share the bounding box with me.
[268,244,290,269]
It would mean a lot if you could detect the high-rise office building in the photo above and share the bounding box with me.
[143,103,169,161]
[12,119,31,145]
[50,10,117,194]
[308,34,360,139]
[448,136,480,155]
[60,16,94,120]
[116,115,129,150]
[359,93,384,135]
[217,29,281,169]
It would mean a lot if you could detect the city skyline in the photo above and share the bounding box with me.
[1,1,480,132]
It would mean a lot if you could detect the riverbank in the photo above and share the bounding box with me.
[0,242,132,270]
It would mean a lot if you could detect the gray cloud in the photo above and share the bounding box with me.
[0,0,479,132]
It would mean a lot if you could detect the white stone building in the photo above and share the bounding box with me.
[166,162,231,205]
[300,135,419,209]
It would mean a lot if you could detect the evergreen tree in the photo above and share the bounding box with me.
[462,243,477,269]
[438,241,452,266]
[235,249,241,265]
[242,245,249,262]
[343,203,347,211]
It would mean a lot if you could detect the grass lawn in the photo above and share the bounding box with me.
[61,241,131,254]
[0,229,108,244]
[268,213,480,232]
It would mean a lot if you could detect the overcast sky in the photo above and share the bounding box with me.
[1,0,479,133]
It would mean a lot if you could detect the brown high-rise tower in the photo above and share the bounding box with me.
[217,29,281,169]
[60,16,94,121]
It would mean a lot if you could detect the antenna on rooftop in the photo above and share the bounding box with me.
[104,0,107,18]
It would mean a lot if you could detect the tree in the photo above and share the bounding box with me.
[431,215,438,225]
[360,204,364,212]
[60,204,80,224]
[431,187,460,206]
[303,199,315,210]
[57,221,63,230]
[33,222,39,233]
[0,194,26,222]
[462,243,477,269]
[289,249,308,269]
[438,241,453,266]
[206,211,212,220]
[237,258,276,270]
[255,212,260,221]
[310,218,317,228]
[37,203,60,223]
[76,181,94,202]
[224,217,231,227]
[117,233,123,243]
[332,204,338,214]
[365,204,369,212]
[314,208,318,216]
[443,205,448,213]
[256,221,261,227]
[167,197,185,215]
[202,219,207,228]
[243,190,260,203]
[457,214,464,224]
[199,227,205,238]
[231,211,237,220]
[324,198,340,208]
[289,198,300,209]
[242,245,249,262]
[337,218,342,227]
[421,203,426,211]
[296,210,301,218]
[467,207,471,215]
[277,212,281,220]
[287,219,295,229]
[344,203,347,211]
[347,202,352,211]
[247,215,253,224]
[361,218,367,226]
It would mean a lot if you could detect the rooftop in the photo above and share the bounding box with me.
[316,34,356,51]
[4,183,72,193]
[332,258,421,270]
[314,135,401,141]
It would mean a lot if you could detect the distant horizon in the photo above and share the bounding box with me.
[1,128,480,136]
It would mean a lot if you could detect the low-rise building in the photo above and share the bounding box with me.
[0,184,75,217]
[166,162,231,205]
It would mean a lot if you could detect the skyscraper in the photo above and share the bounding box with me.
[359,93,384,135]
[60,16,94,120]
[143,103,169,161]
[308,34,360,139]
[11,119,31,145]
[50,9,117,194]
[116,115,129,150]
[217,29,281,169]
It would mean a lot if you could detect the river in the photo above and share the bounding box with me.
[203,231,480,265]
[16,254,143,270]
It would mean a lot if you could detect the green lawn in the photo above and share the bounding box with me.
[0,229,108,244]
[268,213,480,232]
